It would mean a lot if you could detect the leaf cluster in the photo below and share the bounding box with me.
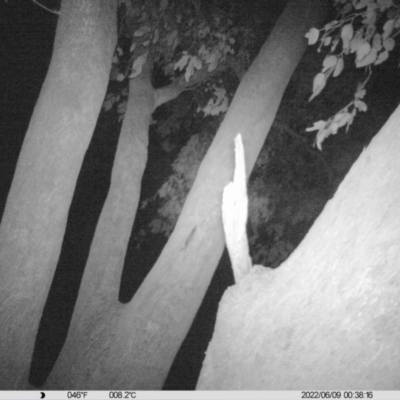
[305,0,400,149]
[103,0,254,120]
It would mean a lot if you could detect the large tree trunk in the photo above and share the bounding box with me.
[46,0,326,389]
[197,105,400,390]
[0,0,117,389]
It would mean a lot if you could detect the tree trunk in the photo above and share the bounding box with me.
[45,61,155,389]
[0,0,117,389]
[197,105,400,390]
[45,57,195,389]
[46,0,326,389]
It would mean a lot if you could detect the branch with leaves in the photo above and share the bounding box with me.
[103,0,251,120]
[305,0,399,149]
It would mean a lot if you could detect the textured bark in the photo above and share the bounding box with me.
[0,0,117,389]
[42,0,325,389]
[197,105,400,390]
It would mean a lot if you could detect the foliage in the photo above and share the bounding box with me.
[152,92,197,152]
[247,124,332,268]
[103,0,253,120]
[305,0,400,149]
[199,83,229,116]
[146,130,213,236]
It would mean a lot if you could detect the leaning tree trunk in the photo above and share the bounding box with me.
[45,0,326,389]
[0,0,117,389]
[197,105,400,390]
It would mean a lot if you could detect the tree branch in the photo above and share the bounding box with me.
[32,0,61,15]
[154,56,246,110]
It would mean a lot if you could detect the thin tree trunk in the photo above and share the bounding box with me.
[46,0,326,389]
[0,0,117,389]
[197,104,400,390]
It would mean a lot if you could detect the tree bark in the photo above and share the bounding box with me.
[197,105,400,390]
[46,50,225,388]
[46,0,326,389]
[0,0,117,389]
[45,61,155,389]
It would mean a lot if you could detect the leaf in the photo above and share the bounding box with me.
[323,36,332,46]
[356,48,377,67]
[133,26,151,37]
[331,38,339,52]
[383,37,395,51]
[185,56,202,82]
[355,41,371,61]
[174,53,190,71]
[309,73,326,101]
[372,33,382,51]
[305,28,319,45]
[354,0,370,9]
[333,57,344,77]
[353,0,375,10]
[201,86,229,116]
[355,100,368,111]
[322,55,338,72]
[374,49,389,65]
[306,120,327,132]
[350,31,365,53]
[333,111,353,128]
[341,23,354,52]
[383,19,395,40]
[366,25,377,41]
[315,128,331,150]
[330,122,340,134]
[363,9,376,25]
[129,42,136,53]
[205,51,219,72]
[102,96,115,112]
[355,85,366,99]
